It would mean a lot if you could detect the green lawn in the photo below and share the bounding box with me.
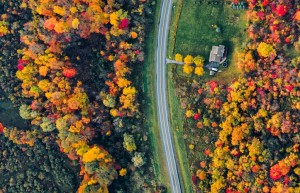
[174,1,246,61]
[142,0,171,191]
[168,0,248,84]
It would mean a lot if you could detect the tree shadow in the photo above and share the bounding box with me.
[221,40,234,60]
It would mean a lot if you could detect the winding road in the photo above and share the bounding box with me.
[155,0,182,193]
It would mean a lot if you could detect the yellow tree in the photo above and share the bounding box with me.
[194,56,205,67]
[183,63,194,74]
[175,53,183,62]
[257,42,276,57]
[0,21,9,36]
[185,110,193,118]
[123,133,136,152]
[195,67,204,76]
[184,55,194,64]
[117,77,131,88]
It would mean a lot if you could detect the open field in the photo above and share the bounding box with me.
[171,0,247,82]
[174,1,246,57]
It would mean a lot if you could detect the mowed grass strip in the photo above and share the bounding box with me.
[167,65,194,193]
[142,0,171,191]
[168,0,183,57]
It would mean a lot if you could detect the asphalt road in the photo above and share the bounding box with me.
[155,0,182,193]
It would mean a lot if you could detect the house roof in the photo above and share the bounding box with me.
[211,46,219,55]
[218,45,225,56]
[209,45,225,62]
[205,62,219,70]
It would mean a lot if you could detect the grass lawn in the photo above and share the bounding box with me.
[142,0,171,191]
[167,65,194,193]
[172,0,247,83]
[168,0,249,99]
[175,1,246,57]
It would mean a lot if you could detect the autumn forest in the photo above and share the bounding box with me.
[0,0,160,192]
[0,0,299,193]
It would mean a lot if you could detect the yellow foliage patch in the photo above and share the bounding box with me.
[53,6,66,16]
[72,18,80,29]
[119,168,127,176]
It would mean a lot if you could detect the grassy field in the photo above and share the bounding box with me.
[174,1,246,57]
[168,0,248,83]
[167,65,194,193]
[142,0,171,191]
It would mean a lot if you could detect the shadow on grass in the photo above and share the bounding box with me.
[221,40,234,59]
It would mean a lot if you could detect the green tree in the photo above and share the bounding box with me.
[123,133,137,152]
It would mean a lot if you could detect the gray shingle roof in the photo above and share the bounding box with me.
[209,45,225,63]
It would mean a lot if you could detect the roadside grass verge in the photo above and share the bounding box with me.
[167,64,194,193]
[168,0,183,58]
[142,0,170,191]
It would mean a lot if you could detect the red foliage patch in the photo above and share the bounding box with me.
[18,59,28,66]
[257,11,265,20]
[192,175,197,185]
[274,5,288,17]
[262,0,269,6]
[193,113,200,120]
[0,123,3,133]
[284,37,291,43]
[249,0,257,6]
[17,64,24,71]
[284,176,290,184]
[114,164,121,170]
[285,84,294,92]
[119,18,129,29]
[209,81,218,93]
[226,188,240,193]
